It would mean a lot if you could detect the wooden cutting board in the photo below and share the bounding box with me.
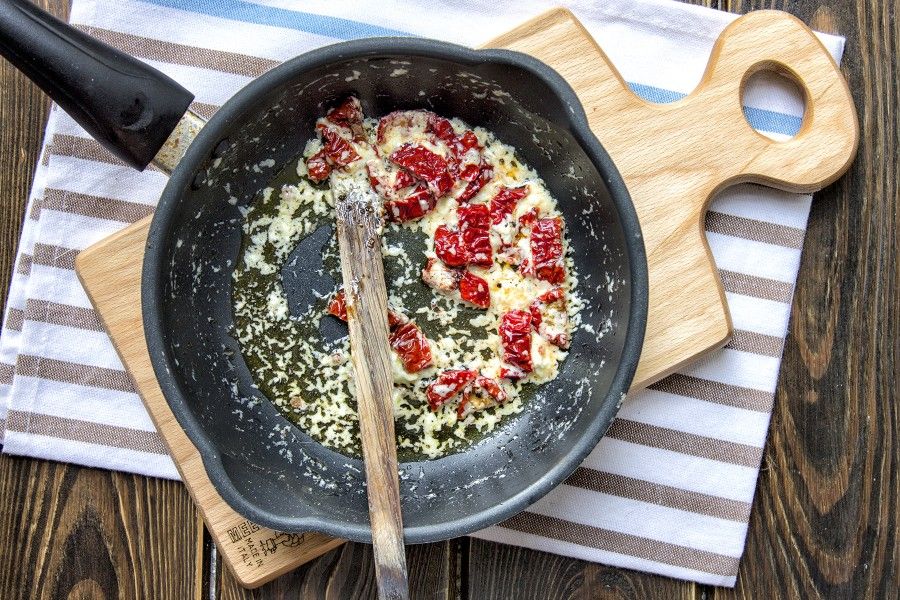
[75,8,857,588]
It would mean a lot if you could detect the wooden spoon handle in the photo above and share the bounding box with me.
[334,186,409,600]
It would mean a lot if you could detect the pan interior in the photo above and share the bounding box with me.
[154,51,634,542]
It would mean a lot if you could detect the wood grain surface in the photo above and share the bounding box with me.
[0,1,895,599]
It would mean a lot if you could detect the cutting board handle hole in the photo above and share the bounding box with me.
[740,63,807,141]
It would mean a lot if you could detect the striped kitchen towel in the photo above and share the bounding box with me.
[0,0,844,588]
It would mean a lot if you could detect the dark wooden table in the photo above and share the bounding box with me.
[1,1,896,598]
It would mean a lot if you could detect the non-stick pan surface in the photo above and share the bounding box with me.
[1,1,648,544]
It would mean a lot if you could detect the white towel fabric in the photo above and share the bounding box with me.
[0,0,844,587]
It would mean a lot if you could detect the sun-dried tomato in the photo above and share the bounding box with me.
[328,290,348,320]
[457,203,492,267]
[306,149,332,183]
[490,186,529,224]
[458,376,508,418]
[427,114,457,146]
[458,130,480,153]
[366,161,416,201]
[389,143,454,197]
[518,207,539,229]
[384,183,436,222]
[457,163,493,203]
[531,217,565,284]
[317,125,360,167]
[329,289,407,330]
[426,368,477,411]
[325,97,363,129]
[499,309,533,373]
[459,271,490,308]
[529,287,569,348]
[433,225,467,267]
[390,322,433,373]
[422,257,460,292]
[394,169,415,190]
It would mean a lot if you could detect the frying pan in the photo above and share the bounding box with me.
[0,0,648,543]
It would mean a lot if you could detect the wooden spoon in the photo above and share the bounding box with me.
[333,177,410,600]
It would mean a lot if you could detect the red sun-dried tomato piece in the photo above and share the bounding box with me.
[457,203,492,267]
[328,290,348,320]
[459,271,490,309]
[394,168,416,190]
[306,149,332,183]
[499,309,533,373]
[389,143,454,197]
[325,97,363,129]
[458,164,493,203]
[518,207,539,229]
[317,125,360,167]
[385,183,436,222]
[366,161,417,202]
[531,217,566,284]
[458,130,480,153]
[490,185,529,225]
[433,225,468,267]
[329,289,407,329]
[427,114,456,145]
[390,322,433,373]
[426,368,478,411]
[458,376,508,418]
[529,287,569,349]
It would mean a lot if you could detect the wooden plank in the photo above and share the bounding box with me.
[0,455,206,599]
[217,541,456,599]
[466,538,698,599]
[0,2,203,599]
[709,1,899,598]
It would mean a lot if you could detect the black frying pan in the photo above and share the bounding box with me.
[0,0,648,543]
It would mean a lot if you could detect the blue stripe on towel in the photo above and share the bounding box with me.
[140,0,412,38]
[628,82,803,137]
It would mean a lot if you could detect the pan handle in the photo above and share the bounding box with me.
[0,0,194,171]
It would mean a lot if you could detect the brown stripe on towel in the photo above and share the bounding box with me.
[706,210,805,249]
[5,308,24,332]
[718,268,794,303]
[16,253,32,276]
[5,410,167,455]
[726,329,784,357]
[49,134,161,172]
[75,25,280,78]
[607,419,763,468]
[42,188,155,224]
[190,101,220,121]
[648,373,774,413]
[32,244,79,271]
[15,355,135,394]
[0,362,14,386]
[565,468,753,522]
[24,299,105,333]
[499,511,740,577]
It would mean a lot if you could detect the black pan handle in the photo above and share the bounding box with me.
[0,0,194,170]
